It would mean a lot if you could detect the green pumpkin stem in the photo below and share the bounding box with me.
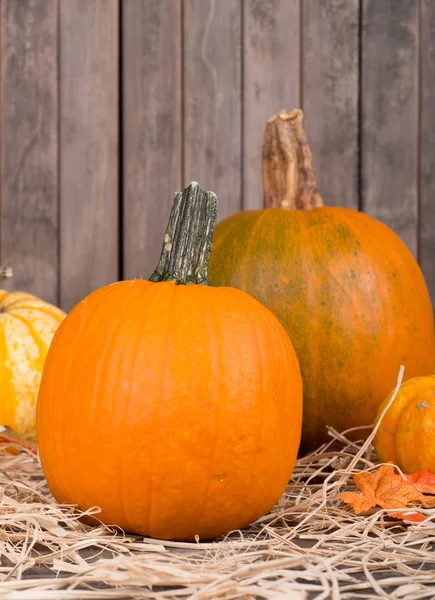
[0,266,13,283]
[149,182,217,285]
[262,109,324,210]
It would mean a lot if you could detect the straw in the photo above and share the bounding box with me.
[1,417,435,599]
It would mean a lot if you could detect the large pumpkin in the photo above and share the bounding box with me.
[209,109,435,452]
[36,183,302,541]
[0,267,66,438]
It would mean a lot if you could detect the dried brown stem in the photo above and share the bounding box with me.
[262,109,324,210]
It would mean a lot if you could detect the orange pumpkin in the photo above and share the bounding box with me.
[36,182,302,541]
[209,109,435,452]
[374,376,435,473]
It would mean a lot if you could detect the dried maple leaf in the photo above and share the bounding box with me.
[0,426,37,455]
[388,511,426,523]
[404,469,435,495]
[338,465,422,515]
[338,491,378,514]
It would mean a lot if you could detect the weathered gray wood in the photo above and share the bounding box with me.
[0,0,58,303]
[122,0,182,280]
[420,0,435,309]
[243,0,300,210]
[59,0,119,311]
[184,0,242,220]
[303,0,359,209]
[361,0,419,255]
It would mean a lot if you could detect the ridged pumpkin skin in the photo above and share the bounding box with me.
[0,289,65,437]
[209,108,435,451]
[209,207,435,451]
[37,184,302,541]
[37,281,302,540]
[374,376,435,473]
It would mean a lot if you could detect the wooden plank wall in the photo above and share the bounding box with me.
[0,0,433,312]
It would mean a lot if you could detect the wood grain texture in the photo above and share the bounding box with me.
[0,0,58,303]
[59,0,119,311]
[122,0,182,280]
[302,0,359,209]
[361,0,419,255]
[184,0,242,221]
[420,0,435,309]
[243,0,300,210]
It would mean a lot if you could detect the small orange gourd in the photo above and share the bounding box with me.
[374,376,435,473]
[36,183,303,541]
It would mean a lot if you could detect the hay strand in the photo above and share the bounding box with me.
[1,424,435,600]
